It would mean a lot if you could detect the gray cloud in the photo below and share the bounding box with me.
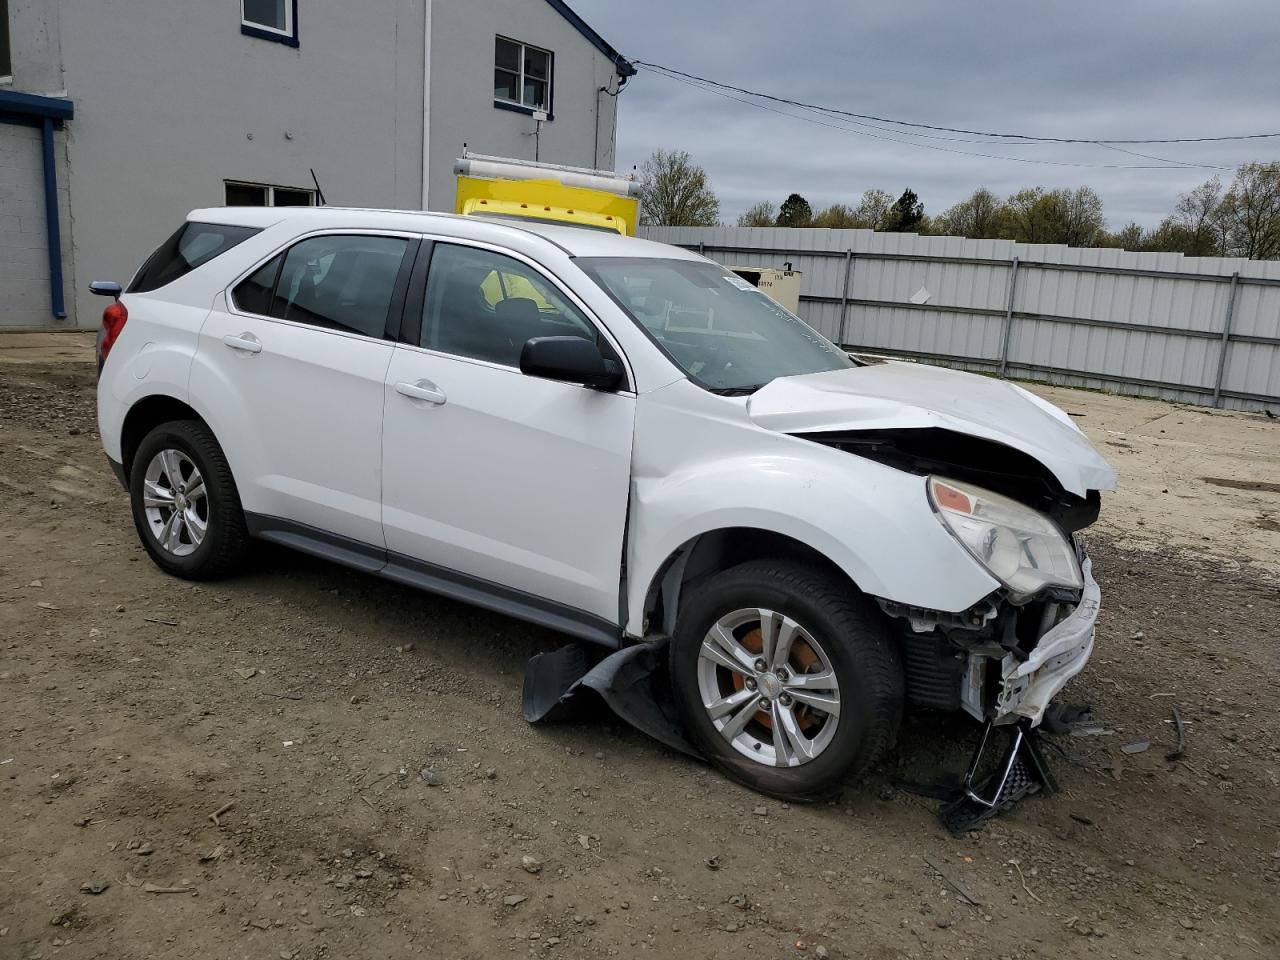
[571,0,1280,226]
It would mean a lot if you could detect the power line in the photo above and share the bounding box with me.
[631,59,1280,145]
[646,65,1229,171]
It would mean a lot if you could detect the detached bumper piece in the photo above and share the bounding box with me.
[522,639,700,757]
[939,719,1058,835]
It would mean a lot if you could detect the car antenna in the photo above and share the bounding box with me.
[310,168,326,206]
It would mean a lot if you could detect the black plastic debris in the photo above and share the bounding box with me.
[938,720,1058,836]
[522,639,700,757]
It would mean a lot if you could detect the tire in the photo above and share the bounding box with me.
[128,419,250,580]
[670,560,903,802]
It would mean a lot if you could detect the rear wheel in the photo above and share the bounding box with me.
[129,420,250,580]
[670,560,903,802]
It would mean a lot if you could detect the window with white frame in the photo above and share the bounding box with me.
[241,0,297,47]
[225,181,316,207]
[494,36,553,113]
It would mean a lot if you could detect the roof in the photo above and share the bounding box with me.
[188,206,702,261]
[543,0,635,77]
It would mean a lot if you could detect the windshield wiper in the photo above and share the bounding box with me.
[707,384,766,396]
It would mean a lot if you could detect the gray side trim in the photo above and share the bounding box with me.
[244,513,621,648]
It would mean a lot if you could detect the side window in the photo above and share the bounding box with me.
[232,254,283,315]
[422,244,596,366]
[267,235,409,338]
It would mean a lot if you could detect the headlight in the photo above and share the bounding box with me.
[927,476,1082,599]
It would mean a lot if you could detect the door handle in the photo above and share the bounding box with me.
[395,379,447,405]
[223,332,262,354]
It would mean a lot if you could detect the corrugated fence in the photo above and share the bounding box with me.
[639,226,1280,413]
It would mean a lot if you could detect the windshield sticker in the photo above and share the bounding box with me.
[723,275,757,292]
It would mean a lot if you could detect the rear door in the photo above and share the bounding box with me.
[380,240,635,636]
[191,231,417,548]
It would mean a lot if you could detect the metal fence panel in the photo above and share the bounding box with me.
[640,225,1280,413]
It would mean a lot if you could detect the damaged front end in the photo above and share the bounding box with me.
[801,426,1105,728]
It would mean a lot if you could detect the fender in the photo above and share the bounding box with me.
[623,380,999,637]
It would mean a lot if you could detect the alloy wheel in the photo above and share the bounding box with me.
[141,449,208,557]
[696,607,841,767]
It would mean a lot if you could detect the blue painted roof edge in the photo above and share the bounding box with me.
[0,89,75,122]
[543,0,636,76]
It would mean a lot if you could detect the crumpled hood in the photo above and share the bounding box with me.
[746,362,1116,497]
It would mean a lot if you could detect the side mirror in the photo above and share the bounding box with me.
[520,336,622,390]
[88,281,123,299]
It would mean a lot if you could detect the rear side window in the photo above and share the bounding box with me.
[234,235,409,339]
[129,222,260,294]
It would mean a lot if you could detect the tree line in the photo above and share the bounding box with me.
[636,149,1280,260]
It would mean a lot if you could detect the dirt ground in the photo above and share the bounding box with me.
[1,333,1278,960]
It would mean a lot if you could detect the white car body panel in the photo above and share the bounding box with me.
[623,379,1001,636]
[382,344,634,624]
[747,363,1116,497]
[190,293,393,547]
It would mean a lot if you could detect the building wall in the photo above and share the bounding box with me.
[425,0,622,212]
[57,0,428,329]
[0,121,73,328]
[3,0,624,330]
[1,0,74,329]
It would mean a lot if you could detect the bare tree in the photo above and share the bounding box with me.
[1169,177,1225,255]
[737,201,777,227]
[853,189,894,230]
[637,150,720,227]
[1218,162,1280,260]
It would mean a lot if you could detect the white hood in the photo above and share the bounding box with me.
[746,362,1116,497]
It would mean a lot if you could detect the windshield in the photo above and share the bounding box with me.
[577,257,854,393]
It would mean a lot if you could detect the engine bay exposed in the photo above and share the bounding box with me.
[796,426,1102,533]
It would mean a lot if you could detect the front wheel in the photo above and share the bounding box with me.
[670,560,903,802]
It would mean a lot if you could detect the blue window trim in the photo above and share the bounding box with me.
[493,99,554,122]
[0,90,74,320]
[241,0,299,48]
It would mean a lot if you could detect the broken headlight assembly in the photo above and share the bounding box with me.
[927,476,1083,602]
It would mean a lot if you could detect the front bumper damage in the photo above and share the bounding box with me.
[882,546,1100,728]
[991,556,1099,725]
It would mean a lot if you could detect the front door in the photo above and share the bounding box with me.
[192,232,415,547]
[381,241,634,635]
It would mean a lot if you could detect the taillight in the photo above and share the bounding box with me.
[99,301,128,364]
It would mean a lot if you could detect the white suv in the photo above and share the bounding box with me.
[95,207,1115,800]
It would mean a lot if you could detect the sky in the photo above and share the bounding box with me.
[569,0,1280,228]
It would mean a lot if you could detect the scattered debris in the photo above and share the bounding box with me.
[198,845,226,863]
[520,855,543,874]
[208,800,235,826]
[703,855,721,871]
[1070,813,1094,826]
[263,691,302,701]
[503,894,528,907]
[144,616,178,626]
[1166,706,1187,761]
[234,668,258,680]
[1069,721,1112,737]
[1121,739,1151,754]
[79,880,110,895]
[143,883,193,895]
[419,767,444,786]
[134,842,154,856]
[37,601,58,610]
[577,834,591,850]
[922,857,981,908]
[1007,859,1042,904]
